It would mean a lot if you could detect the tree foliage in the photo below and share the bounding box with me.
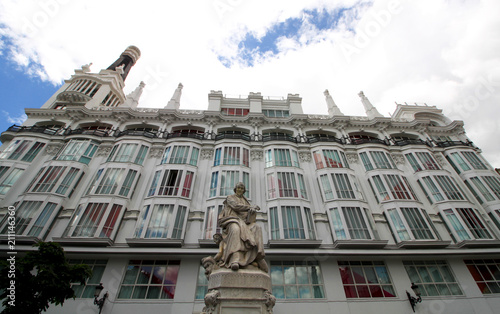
[0,241,92,314]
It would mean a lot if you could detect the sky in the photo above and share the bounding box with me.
[0,0,499,166]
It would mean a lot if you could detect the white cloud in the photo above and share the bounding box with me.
[0,0,499,166]
[2,111,27,125]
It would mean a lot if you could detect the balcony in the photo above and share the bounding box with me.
[393,139,431,147]
[349,138,389,146]
[166,132,206,140]
[116,129,158,138]
[306,135,343,144]
[435,140,474,148]
[262,134,298,143]
[215,132,251,141]
[5,125,62,135]
[65,128,110,137]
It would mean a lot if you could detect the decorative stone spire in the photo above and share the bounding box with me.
[324,89,344,116]
[358,91,383,119]
[107,46,141,81]
[123,81,145,108]
[166,83,183,109]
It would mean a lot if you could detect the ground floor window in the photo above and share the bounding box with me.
[270,261,324,299]
[464,259,500,294]
[118,260,180,299]
[338,261,396,298]
[70,259,107,298]
[403,260,463,296]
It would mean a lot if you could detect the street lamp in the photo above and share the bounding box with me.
[407,282,422,312]
[94,283,108,314]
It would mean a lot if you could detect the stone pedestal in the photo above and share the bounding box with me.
[202,267,276,314]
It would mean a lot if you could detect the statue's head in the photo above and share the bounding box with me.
[233,182,246,194]
[213,233,223,244]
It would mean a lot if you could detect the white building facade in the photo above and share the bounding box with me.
[1,47,500,314]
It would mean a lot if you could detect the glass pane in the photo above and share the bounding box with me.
[271,266,284,285]
[417,266,432,282]
[146,286,161,299]
[369,285,383,297]
[296,266,309,284]
[299,286,312,298]
[161,286,175,299]
[272,286,285,299]
[88,266,105,284]
[132,286,147,299]
[137,266,152,284]
[164,265,179,284]
[364,267,378,284]
[123,266,139,284]
[118,286,133,299]
[284,266,296,284]
[356,285,370,297]
[285,286,298,298]
[375,266,391,284]
[344,285,357,298]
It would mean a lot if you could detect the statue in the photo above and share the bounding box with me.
[203,182,268,274]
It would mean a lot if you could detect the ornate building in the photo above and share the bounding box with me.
[1,47,500,313]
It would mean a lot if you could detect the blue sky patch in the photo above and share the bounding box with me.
[219,4,370,67]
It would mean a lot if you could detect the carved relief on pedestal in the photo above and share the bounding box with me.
[298,151,311,162]
[201,148,214,160]
[202,289,220,314]
[345,153,359,164]
[251,149,263,161]
[44,143,62,156]
[264,289,276,313]
[391,153,405,164]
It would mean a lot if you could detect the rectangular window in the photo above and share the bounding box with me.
[221,108,249,116]
[70,259,108,298]
[277,172,298,197]
[32,166,66,193]
[0,166,8,180]
[456,208,492,239]
[372,175,390,202]
[281,206,305,239]
[213,148,221,166]
[370,151,393,169]
[2,201,42,234]
[27,202,58,238]
[405,153,422,172]
[190,147,199,166]
[135,204,187,239]
[223,147,240,165]
[297,174,308,199]
[119,170,138,196]
[434,175,464,200]
[181,171,194,198]
[0,168,24,195]
[21,142,45,162]
[383,174,411,200]
[387,209,410,241]
[57,140,98,164]
[320,175,334,200]
[422,177,445,202]
[322,149,348,168]
[359,152,374,171]
[270,261,324,299]
[71,203,108,237]
[483,176,500,199]
[118,260,180,299]
[209,172,218,197]
[55,167,80,195]
[263,109,290,117]
[8,140,32,160]
[338,261,395,298]
[148,171,161,196]
[204,205,222,239]
[100,204,123,237]
[470,177,495,202]
[462,151,487,169]
[111,144,138,162]
[416,152,440,170]
[95,168,124,195]
[134,145,149,165]
[195,265,209,299]
[332,173,355,199]
[329,207,372,240]
[220,170,239,196]
[447,152,471,173]
[401,208,434,240]
[158,170,183,196]
[464,259,500,294]
[404,261,463,296]
[443,209,471,241]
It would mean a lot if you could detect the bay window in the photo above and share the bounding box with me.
[265,148,299,168]
[269,206,315,240]
[65,203,124,239]
[328,207,374,240]
[441,208,493,241]
[57,139,98,164]
[147,169,194,198]
[313,149,348,169]
[386,207,437,241]
[405,152,440,172]
[359,151,395,171]
[87,167,140,197]
[214,146,249,166]
[134,204,187,239]
[108,143,149,165]
[267,172,308,199]
[0,200,59,238]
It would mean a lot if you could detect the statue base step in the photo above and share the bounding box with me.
[202,267,276,314]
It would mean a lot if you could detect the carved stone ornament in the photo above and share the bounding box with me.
[201,148,214,160]
[44,143,62,155]
[96,145,113,157]
[346,153,359,163]
[434,154,446,167]
[149,147,164,158]
[251,150,263,161]
[298,151,311,162]
[202,289,220,314]
[264,289,276,313]
[391,153,405,164]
